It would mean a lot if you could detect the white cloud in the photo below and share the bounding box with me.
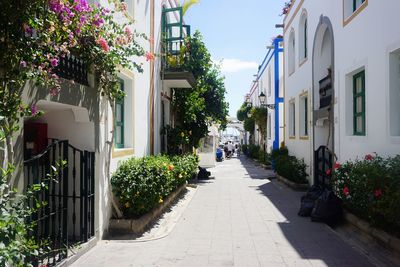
[214,58,258,73]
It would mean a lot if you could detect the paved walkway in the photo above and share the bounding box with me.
[72,157,374,267]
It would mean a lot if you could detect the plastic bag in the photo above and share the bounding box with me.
[311,189,343,225]
[298,185,324,217]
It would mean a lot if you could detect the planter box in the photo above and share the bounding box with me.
[343,211,400,257]
[109,182,187,235]
[276,174,309,191]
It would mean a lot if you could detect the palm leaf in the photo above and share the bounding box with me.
[182,0,200,16]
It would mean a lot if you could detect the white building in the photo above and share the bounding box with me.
[283,0,400,185]
[15,0,195,264]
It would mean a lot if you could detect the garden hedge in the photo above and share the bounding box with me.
[272,146,308,184]
[331,154,400,237]
[111,154,198,218]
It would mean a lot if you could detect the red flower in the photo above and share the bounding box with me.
[365,154,374,161]
[343,186,350,197]
[145,52,155,61]
[374,189,382,198]
[333,162,341,170]
[326,169,331,176]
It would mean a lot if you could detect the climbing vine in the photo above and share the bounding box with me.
[251,107,268,140]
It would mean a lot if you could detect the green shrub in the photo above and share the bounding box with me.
[111,154,198,218]
[331,154,400,237]
[275,155,308,184]
[241,144,248,155]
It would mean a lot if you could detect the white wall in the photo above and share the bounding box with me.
[283,0,400,184]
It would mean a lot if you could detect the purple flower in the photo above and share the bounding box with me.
[30,104,38,116]
[68,32,74,40]
[20,61,27,68]
[50,58,59,67]
[79,15,86,24]
[23,24,33,35]
[49,0,64,14]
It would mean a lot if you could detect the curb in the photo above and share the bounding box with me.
[276,174,309,191]
[109,183,188,235]
[343,211,400,257]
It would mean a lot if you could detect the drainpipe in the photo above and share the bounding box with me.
[273,38,284,151]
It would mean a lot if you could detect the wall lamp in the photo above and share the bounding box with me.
[275,24,284,28]
[259,92,275,110]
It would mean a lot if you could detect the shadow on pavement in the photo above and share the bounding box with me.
[238,155,374,266]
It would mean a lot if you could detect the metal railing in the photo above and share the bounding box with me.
[54,54,89,86]
[24,139,95,266]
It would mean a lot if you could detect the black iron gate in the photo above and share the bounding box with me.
[314,145,333,188]
[24,139,95,266]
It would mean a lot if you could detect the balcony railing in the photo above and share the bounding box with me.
[54,54,89,86]
[162,7,191,71]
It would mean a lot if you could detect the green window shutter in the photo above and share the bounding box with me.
[304,96,308,136]
[304,19,308,59]
[115,79,125,148]
[353,70,366,136]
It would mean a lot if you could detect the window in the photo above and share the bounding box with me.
[267,113,272,140]
[343,0,367,25]
[353,70,365,135]
[353,0,366,12]
[288,30,295,74]
[115,79,125,148]
[299,12,308,63]
[289,100,296,137]
[300,94,308,137]
[390,49,400,136]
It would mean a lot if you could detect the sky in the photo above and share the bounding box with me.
[184,0,285,117]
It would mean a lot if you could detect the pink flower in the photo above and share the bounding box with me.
[145,52,155,61]
[343,186,350,197]
[120,2,128,11]
[30,104,38,116]
[365,154,374,161]
[49,87,60,96]
[97,37,110,52]
[326,169,331,176]
[20,61,27,68]
[50,58,59,67]
[333,162,341,170]
[125,26,132,36]
[374,189,382,199]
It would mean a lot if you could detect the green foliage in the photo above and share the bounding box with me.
[243,117,255,133]
[251,107,268,139]
[0,160,66,266]
[111,154,198,217]
[272,147,308,184]
[331,154,400,236]
[243,144,270,164]
[169,31,228,151]
[236,102,251,122]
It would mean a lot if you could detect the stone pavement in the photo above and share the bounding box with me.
[71,156,375,267]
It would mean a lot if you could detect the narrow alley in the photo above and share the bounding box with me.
[71,157,373,267]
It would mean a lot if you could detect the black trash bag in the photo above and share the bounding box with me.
[311,189,343,225]
[298,185,324,217]
[198,166,211,180]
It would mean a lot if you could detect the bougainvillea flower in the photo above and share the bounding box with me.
[365,154,374,161]
[326,169,331,176]
[333,162,341,170]
[30,104,38,116]
[374,189,382,198]
[50,58,59,67]
[20,61,27,68]
[343,186,350,197]
[23,24,33,34]
[97,37,110,52]
[49,87,60,97]
[145,52,155,61]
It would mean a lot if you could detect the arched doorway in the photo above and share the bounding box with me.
[312,16,334,186]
